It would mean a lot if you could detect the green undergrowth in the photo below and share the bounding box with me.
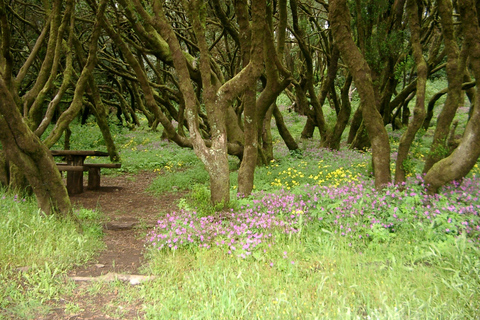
[0,190,104,318]
[124,232,479,319]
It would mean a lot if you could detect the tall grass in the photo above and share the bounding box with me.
[0,190,103,318]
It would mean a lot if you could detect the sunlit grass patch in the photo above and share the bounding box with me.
[254,148,370,192]
[0,193,103,269]
[0,190,104,317]
[141,228,479,319]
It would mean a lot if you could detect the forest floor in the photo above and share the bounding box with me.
[44,171,184,319]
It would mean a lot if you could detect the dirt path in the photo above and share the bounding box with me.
[67,171,183,277]
[44,171,184,319]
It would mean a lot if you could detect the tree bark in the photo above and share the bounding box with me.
[0,78,72,217]
[394,0,428,185]
[43,0,108,148]
[324,75,353,150]
[330,0,391,188]
[423,0,467,173]
[237,0,257,196]
[424,0,480,193]
[273,103,299,151]
[149,0,265,206]
[290,0,327,143]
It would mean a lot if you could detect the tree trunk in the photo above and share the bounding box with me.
[0,78,72,217]
[149,0,265,206]
[423,0,467,173]
[87,80,120,161]
[395,0,428,185]
[261,104,274,163]
[43,0,108,148]
[290,0,328,143]
[324,75,353,150]
[238,86,257,196]
[347,107,363,144]
[0,151,8,187]
[301,118,316,140]
[330,0,391,188]
[237,0,260,196]
[273,103,299,151]
[424,0,480,193]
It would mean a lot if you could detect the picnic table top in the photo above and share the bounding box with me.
[50,150,109,157]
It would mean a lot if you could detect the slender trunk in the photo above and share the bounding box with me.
[43,0,108,148]
[21,0,62,117]
[330,0,391,188]
[150,0,265,206]
[423,0,467,173]
[99,8,190,148]
[301,118,316,140]
[347,107,362,145]
[87,80,120,161]
[237,0,257,196]
[238,87,257,195]
[395,0,428,185]
[291,0,327,142]
[28,0,73,127]
[261,104,275,163]
[273,103,299,151]
[325,75,353,150]
[0,151,8,187]
[35,10,75,137]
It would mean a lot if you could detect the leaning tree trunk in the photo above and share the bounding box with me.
[423,0,467,173]
[0,78,72,217]
[424,0,480,193]
[330,0,391,188]
[273,103,299,151]
[395,0,428,185]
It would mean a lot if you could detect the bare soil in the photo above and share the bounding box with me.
[40,171,185,319]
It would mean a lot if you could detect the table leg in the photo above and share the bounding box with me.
[87,167,101,190]
[66,171,84,194]
[66,156,85,194]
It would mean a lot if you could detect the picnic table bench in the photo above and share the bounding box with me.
[51,150,121,194]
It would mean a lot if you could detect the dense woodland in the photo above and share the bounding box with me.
[1,0,480,217]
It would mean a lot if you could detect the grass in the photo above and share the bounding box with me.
[0,190,104,319]
[2,83,480,318]
[135,234,479,319]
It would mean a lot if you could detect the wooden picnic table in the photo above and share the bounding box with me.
[51,150,120,194]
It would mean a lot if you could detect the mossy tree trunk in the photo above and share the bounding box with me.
[237,0,258,196]
[324,75,353,150]
[424,0,480,193]
[0,78,73,217]
[394,0,428,185]
[330,0,391,188]
[423,0,467,173]
[146,0,266,206]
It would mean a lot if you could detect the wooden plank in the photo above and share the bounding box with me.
[84,163,122,169]
[56,164,86,172]
[51,150,109,157]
